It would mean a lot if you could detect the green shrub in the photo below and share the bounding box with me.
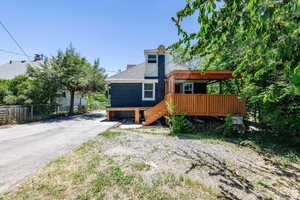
[217,114,234,137]
[165,101,194,135]
[86,93,107,110]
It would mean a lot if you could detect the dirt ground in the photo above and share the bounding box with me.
[102,126,300,200]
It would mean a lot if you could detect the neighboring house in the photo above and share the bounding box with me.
[106,45,246,125]
[0,58,87,108]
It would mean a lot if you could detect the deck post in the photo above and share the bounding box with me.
[134,108,140,123]
[107,110,113,121]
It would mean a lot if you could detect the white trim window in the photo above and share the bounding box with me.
[183,83,193,94]
[142,83,155,101]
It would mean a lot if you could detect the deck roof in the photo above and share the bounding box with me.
[166,70,241,80]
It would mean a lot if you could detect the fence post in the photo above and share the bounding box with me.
[31,105,34,121]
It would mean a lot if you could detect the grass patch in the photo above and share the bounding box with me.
[172,131,300,166]
[151,146,159,153]
[91,166,134,192]
[37,183,67,196]
[99,130,123,138]
[74,140,98,154]
[131,162,151,171]
[1,134,221,200]
[174,132,231,146]
[123,127,170,136]
[134,181,175,200]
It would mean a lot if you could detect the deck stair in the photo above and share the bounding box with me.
[143,100,168,125]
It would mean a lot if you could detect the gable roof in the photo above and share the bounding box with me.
[0,61,40,80]
[107,63,146,82]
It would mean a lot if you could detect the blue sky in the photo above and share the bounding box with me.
[0,0,198,74]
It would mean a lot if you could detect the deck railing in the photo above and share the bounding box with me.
[167,94,246,116]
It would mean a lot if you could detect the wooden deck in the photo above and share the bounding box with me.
[144,94,246,125]
[169,94,246,116]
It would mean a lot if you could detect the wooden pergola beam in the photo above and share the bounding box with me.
[166,70,241,80]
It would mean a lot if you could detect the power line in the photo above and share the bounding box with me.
[0,20,30,59]
[0,48,29,56]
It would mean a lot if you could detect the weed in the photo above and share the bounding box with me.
[46,157,68,167]
[75,140,98,154]
[131,162,150,171]
[100,131,123,138]
[91,166,135,193]
[257,181,269,189]
[37,183,67,196]
[70,171,86,184]
[135,182,175,200]
[151,146,159,153]
[75,193,89,200]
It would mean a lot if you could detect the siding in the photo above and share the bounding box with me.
[109,83,159,107]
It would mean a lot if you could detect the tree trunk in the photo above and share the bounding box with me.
[69,90,75,115]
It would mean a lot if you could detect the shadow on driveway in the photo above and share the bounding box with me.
[38,112,106,124]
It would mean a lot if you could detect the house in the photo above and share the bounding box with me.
[0,57,87,108]
[106,45,246,125]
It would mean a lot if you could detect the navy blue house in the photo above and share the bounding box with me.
[106,45,246,124]
[106,45,207,121]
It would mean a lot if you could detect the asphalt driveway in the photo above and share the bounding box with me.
[0,111,117,193]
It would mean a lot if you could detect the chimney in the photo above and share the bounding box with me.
[34,54,42,62]
[157,45,166,101]
[127,64,136,70]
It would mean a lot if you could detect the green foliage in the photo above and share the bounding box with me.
[0,79,8,104]
[99,131,123,138]
[219,114,234,137]
[28,44,106,114]
[172,0,300,136]
[0,75,55,105]
[0,45,106,110]
[165,101,194,135]
[91,166,135,193]
[86,93,108,110]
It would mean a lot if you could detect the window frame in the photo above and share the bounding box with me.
[142,83,155,101]
[183,82,194,94]
[147,54,157,63]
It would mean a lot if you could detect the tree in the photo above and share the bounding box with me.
[171,0,300,136]
[29,45,106,114]
[0,79,8,104]
[27,60,61,104]
[0,75,51,105]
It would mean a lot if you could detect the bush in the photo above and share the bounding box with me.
[165,101,194,135]
[86,93,107,110]
[169,115,194,135]
[217,114,234,137]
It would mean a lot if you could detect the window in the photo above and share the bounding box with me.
[143,83,155,100]
[147,55,157,63]
[183,83,193,94]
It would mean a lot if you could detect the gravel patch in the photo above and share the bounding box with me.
[99,127,300,200]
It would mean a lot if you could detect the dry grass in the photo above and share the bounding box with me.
[0,131,219,200]
[1,128,299,200]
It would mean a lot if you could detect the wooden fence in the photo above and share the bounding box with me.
[0,104,82,125]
